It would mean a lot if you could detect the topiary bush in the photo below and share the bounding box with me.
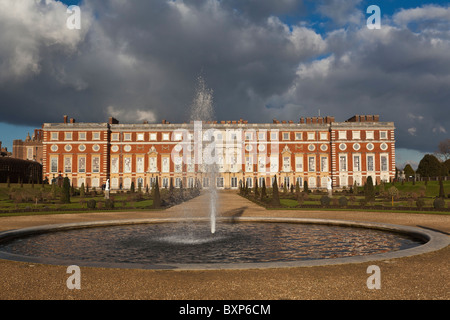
[433,198,445,209]
[338,196,348,207]
[416,198,425,209]
[104,199,114,209]
[87,199,97,209]
[320,195,331,206]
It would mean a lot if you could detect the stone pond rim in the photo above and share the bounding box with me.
[0,217,448,270]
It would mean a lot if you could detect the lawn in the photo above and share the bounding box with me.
[0,183,156,215]
[244,180,450,213]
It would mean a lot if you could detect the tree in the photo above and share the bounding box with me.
[438,179,445,199]
[417,154,443,178]
[364,176,375,202]
[260,178,267,201]
[271,175,280,206]
[436,138,450,161]
[403,164,415,178]
[152,178,161,208]
[60,177,71,204]
[303,180,309,193]
[253,178,259,198]
[80,182,85,197]
[443,159,450,176]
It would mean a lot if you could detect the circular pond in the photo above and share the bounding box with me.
[0,217,435,269]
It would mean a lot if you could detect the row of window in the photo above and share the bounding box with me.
[50,153,390,175]
[50,130,390,142]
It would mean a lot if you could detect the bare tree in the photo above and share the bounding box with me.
[436,138,450,161]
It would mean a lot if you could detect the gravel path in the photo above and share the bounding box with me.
[0,191,448,300]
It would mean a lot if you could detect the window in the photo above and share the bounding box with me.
[123,157,131,173]
[283,156,290,171]
[173,132,183,141]
[111,157,119,174]
[78,156,86,173]
[380,131,388,139]
[27,148,33,160]
[339,155,347,171]
[111,133,119,141]
[174,156,182,173]
[246,177,253,188]
[366,131,374,140]
[162,178,169,188]
[216,177,224,188]
[270,155,279,173]
[150,133,157,141]
[296,177,303,188]
[295,132,302,140]
[367,155,374,172]
[258,155,266,172]
[308,156,315,172]
[50,157,58,173]
[51,132,59,141]
[245,156,253,172]
[64,156,72,173]
[353,155,361,172]
[162,157,170,173]
[258,132,266,140]
[270,132,278,141]
[93,132,101,140]
[295,156,303,172]
[149,157,157,173]
[188,177,195,189]
[124,133,132,141]
[79,132,86,140]
[352,131,361,140]
[136,157,145,173]
[175,178,182,188]
[338,131,347,140]
[231,177,238,188]
[137,133,145,141]
[245,132,253,140]
[259,177,265,188]
[64,132,72,141]
[282,132,290,140]
[307,132,315,140]
[320,132,328,140]
[162,133,170,141]
[381,155,388,172]
[284,177,290,189]
[321,157,328,172]
[92,156,100,173]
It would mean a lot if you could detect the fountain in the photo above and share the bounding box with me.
[189,76,218,234]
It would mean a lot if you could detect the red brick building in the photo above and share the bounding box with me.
[12,129,44,164]
[42,114,395,190]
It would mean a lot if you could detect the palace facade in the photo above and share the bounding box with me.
[42,114,395,191]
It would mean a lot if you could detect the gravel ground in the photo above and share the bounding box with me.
[0,191,448,300]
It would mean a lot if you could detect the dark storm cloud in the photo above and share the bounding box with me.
[0,0,449,154]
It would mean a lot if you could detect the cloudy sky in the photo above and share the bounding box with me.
[0,0,449,169]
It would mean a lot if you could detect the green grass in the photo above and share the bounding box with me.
[0,183,156,216]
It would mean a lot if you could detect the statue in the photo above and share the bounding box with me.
[105,179,110,199]
[326,177,332,197]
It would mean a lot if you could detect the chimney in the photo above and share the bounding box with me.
[109,117,119,124]
[70,118,76,124]
[366,115,373,122]
[63,115,68,124]
[300,117,305,124]
[373,115,379,122]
